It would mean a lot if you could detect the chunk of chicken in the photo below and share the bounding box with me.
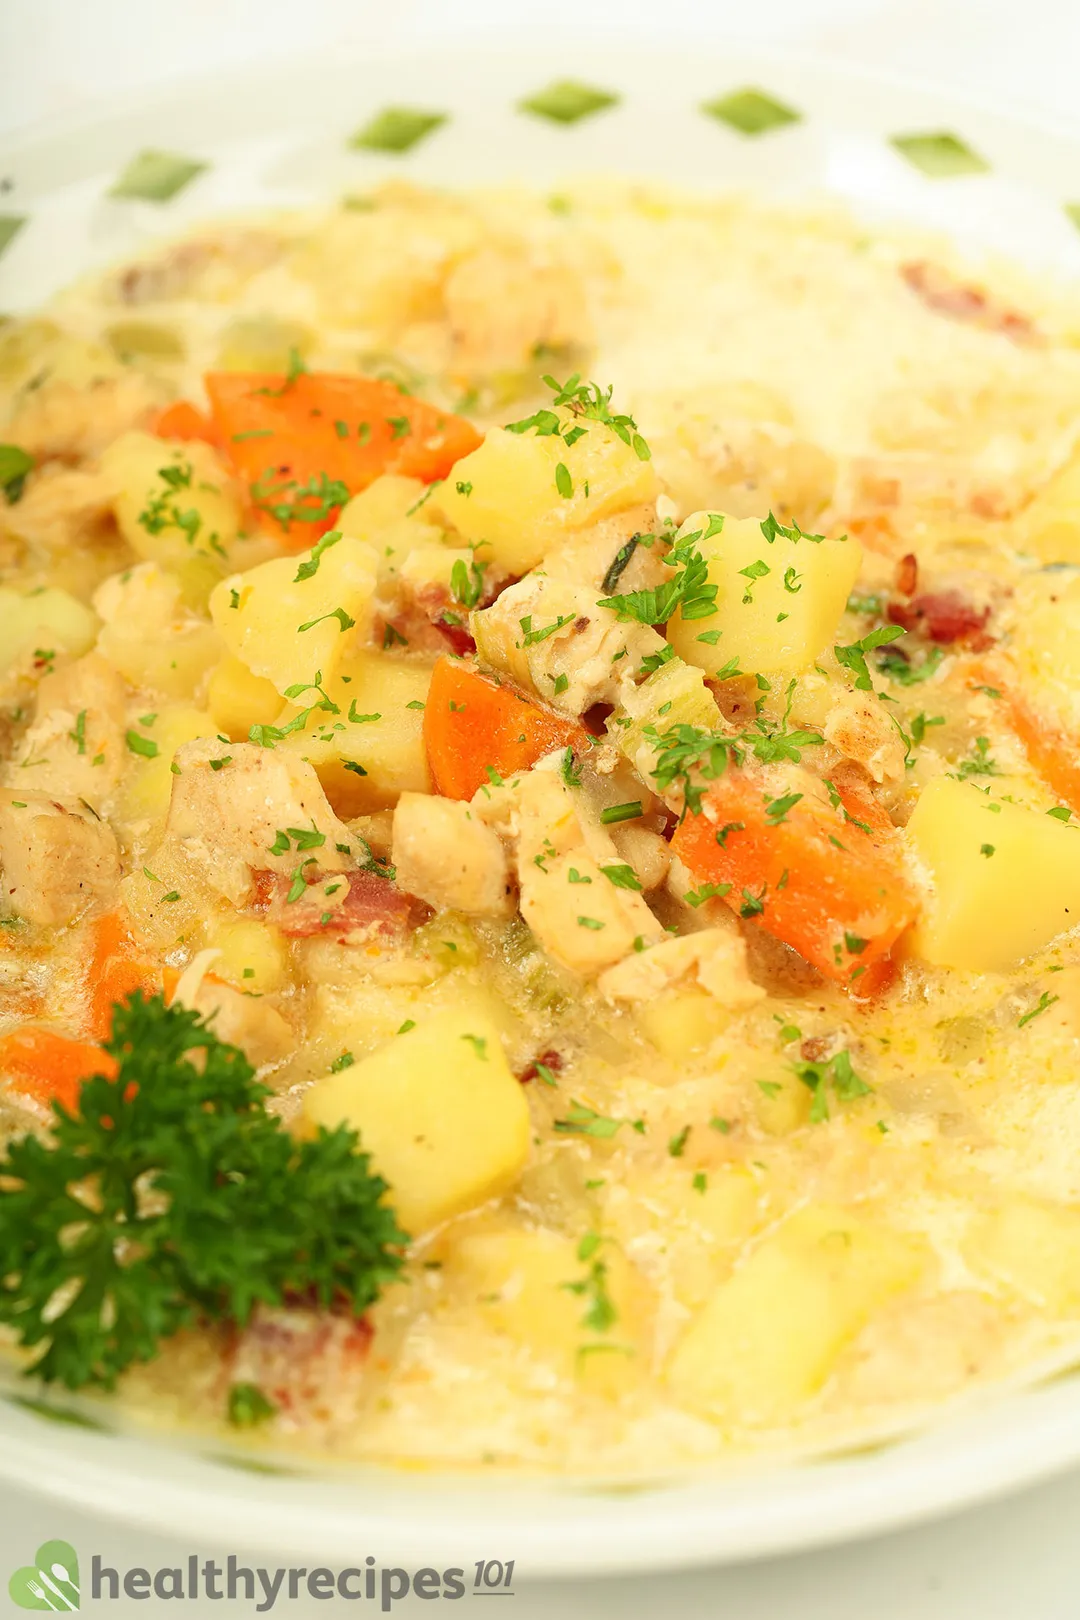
[544,503,665,594]
[5,651,127,808]
[166,740,356,906]
[514,756,665,976]
[444,240,588,379]
[0,788,119,926]
[607,822,671,891]
[0,466,116,552]
[823,689,907,784]
[6,374,161,464]
[392,792,512,915]
[598,927,764,1009]
[471,573,665,717]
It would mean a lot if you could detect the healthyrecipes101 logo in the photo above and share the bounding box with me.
[10,1540,81,1610]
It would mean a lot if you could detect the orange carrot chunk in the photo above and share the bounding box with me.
[87,910,161,1041]
[0,1029,115,1115]
[1003,687,1080,816]
[423,657,587,801]
[671,773,917,986]
[150,400,219,445]
[204,371,482,547]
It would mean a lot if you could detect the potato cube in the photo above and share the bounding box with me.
[666,511,862,677]
[637,989,729,1061]
[276,649,431,814]
[907,775,1080,971]
[337,474,448,581]
[204,916,290,994]
[1016,451,1080,564]
[964,1197,1080,1313]
[448,1225,644,1395]
[207,655,285,741]
[302,1007,531,1234]
[666,1204,927,1423]
[119,705,215,825]
[0,586,99,674]
[433,414,660,576]
[209,534,378,698]
[101,431,241,586]
[95,563,223,700]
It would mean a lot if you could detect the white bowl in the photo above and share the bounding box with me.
[4,30,1080,1574]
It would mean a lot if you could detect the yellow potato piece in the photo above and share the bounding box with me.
[101,430,241,588]
[434,414,659,576]
[0,586,98,673]
[1016,450,1080,564]
[204,916,290,995]
[907,775,1080,972]
[275,649,432,814]
[119,705,215,824]
[303,1008,531,1234]
[637,988,729,1061]
[667,510,861,677]
[666,1204,927,1423]
[209,534,378,698]
[207,655,285,741]
[964,1197,1080,1314]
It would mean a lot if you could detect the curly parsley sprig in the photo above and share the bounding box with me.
[0,995,406,1392]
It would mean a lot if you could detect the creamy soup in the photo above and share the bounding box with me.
[4,182,1080,1476]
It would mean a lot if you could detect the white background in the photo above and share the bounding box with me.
[2,0,1080,1613]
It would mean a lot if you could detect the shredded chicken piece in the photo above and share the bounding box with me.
[598,927,764,1008]
[185,977,293,1068]
[823,690,907,785]
[512,756,664,976]
[544,503,664,593]
[6,374,162,464]
[166,741,356,906]
[472,572,664,717]
[6,652,127,808]
[0,788,119,926]
[0,466,116,551]
[392,792,512,915]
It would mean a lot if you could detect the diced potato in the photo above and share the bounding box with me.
[303,1007,531,1234]
[433,413,660,576]
[308,975,525,1077]
[101,431,242,596]
[1016,450,1080,563]
[447,1226,645,1395]
[753,1075,813,1136]
[667,1204,927,1423]
[204,915,290,994]
[207,655,285,741]
[94,563,222,700]
[118,842,218,951]
[666,511,862,677]
[118,705,215,824]
[637,989,729,1061]
[209,535,378,698]
[907,775,1080,972]
[964,1197,1080,1313]
[337,474,450,581]
[0,586,99,674]
[276,649,431,814]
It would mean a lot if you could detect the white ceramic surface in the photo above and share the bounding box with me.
[4,29,1080,1576]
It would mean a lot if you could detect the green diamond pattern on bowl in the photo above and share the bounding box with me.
[1065,204,1080,232]
[702,88,800,137]
[890,131,988,177]
[519,80,619,125]
[350,108,448,154]
[0,215,27,259]
[109,149,208,203]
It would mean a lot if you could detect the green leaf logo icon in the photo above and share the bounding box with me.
[9,1540,80,1610]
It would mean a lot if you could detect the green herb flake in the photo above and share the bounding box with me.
[228,1382,277,1429]
[1018,991,1059,1029]
[891,131,988,178]
[554,1102,623,1138]
[518,80,619,125]
[350,107,448,154]
[293,530,342,583]
[702,87,800,137]
[125,730,159,759]
[668,1125,691,1158]
[600,863,642,892]
[0,216,27,261]
[110,149,208,202]
[0,444,34,502]
[599,801,643,826]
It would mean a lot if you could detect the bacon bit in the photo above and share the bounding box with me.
[225,1304,372,1417]
[969,488,1012,521]
[519,1048,563,1084]
[901,260,1039,345]
[252,868,415,942]
[888,590,991,647]
[894,552,919,598]
[846,514,897,555]
[800,1035,829,1062]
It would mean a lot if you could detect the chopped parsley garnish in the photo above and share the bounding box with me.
[1018,992,1059,1029]
[599,801,643,825]
[0,443,34,503]
[450,555,487,610]
[878,645,945,686]
[554,1103,624,1138]
[251,469,349,530]
[0,994,405,1390]
[600,864,642,891]
[293,530,342,582]
[520,612,575,647]
[125,730,159,759]
[956,736,1000,779]
[228,1382,277,1428]
[598,518,718,626]
[792,1048,871,1123]
[834,624,906,691]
